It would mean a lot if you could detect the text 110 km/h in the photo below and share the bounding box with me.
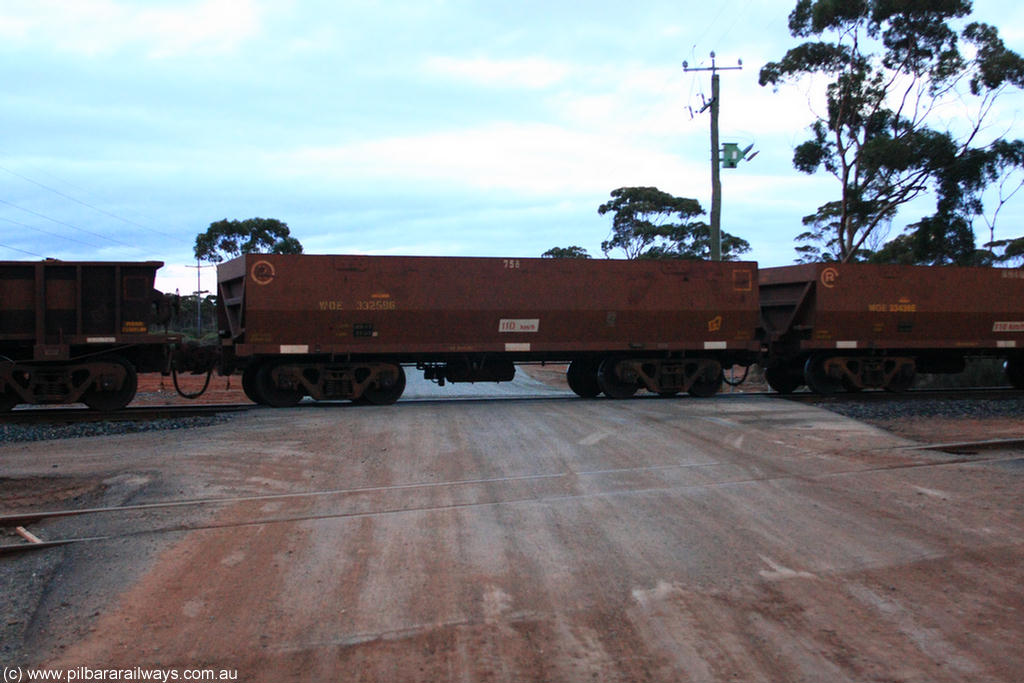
[499,318,540,333]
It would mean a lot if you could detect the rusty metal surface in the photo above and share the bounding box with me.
[760,263,1024,351]
[219,254,760,359]
[0,260,167,354]
[0,261,181,409]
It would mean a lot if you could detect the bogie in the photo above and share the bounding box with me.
[0,356,140,411]
[248,360,408,405]
[591,356,724,399]
[803,355,916,394]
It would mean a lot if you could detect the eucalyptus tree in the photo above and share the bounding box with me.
[541,246,592,258]
[194,217,303,264]
[597,186,750,260]
[760,0,1024,264]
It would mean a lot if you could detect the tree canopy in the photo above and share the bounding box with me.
[597,186,750,260]
[760,0,1024,265]
[194,218,303,264]
[541,246,592,258]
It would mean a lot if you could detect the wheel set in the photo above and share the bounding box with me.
[240,359,407,407]
[566,356,724,399]
[765,354,920,395]
[0,355,139,413]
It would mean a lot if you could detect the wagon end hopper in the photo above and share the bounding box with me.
[759,263,1024,393]
[217,254,760,405]
[0,260,180,410]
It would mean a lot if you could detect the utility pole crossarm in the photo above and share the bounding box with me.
[186,261,215,336]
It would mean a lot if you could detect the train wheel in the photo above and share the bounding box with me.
[884,365,915,393]
[597,357,638,399]
[764,365,803,394]
[256,361,304,408]
[1006,357,1024,390]
[362,365,406,405]
[0,389,17,412]
[241,365,266,405]
[803,354,843,395]
[82,356,138,412]
[687,365,722,398]
[566,358,601,398]
[841,376,864,393]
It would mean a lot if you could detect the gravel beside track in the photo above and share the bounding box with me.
[810,395,1024,421]
[0,414,236,444]
[807,394,1024,443]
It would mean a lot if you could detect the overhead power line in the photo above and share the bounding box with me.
[0,164,184,243]
[0,242,48,258]
[0,198,138,249]
[0,160,191,244]
[0,215,103,249]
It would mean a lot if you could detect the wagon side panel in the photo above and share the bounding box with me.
[225,254,760,358]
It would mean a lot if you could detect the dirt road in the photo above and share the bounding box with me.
[2,390,1022,681]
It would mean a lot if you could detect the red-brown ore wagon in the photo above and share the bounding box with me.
[759,263,1024,393]
[0,260,178,410]
[217,254,760,406]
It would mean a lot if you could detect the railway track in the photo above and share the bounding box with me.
[777,386,1024,403]
[0,403,252,425]
[1,387,1020,422]
[3,441,1021,556]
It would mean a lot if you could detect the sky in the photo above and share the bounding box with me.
[2,0,1024,296]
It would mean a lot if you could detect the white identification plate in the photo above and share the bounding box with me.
[498,318,539,333]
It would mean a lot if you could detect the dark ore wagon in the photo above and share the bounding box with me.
[759,263,1024,393]
[0,260,178,410]
[217,254,761,406]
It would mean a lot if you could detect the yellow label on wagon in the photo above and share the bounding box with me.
[868,302,917,313]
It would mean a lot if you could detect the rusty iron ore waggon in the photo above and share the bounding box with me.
[0,260,180,411]
[2,255,1022,410]
[216,254,762,406]
[759,263,1024,393]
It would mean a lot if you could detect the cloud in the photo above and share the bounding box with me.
[283,121,704,196]
[423,55,573,89]
[0,0,264,58]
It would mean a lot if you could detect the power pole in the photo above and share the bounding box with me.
[683,52,742,261]
[186,260,213,337]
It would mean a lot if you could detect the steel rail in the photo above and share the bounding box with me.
[0,403,252,425]
[3,447,1020,555]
